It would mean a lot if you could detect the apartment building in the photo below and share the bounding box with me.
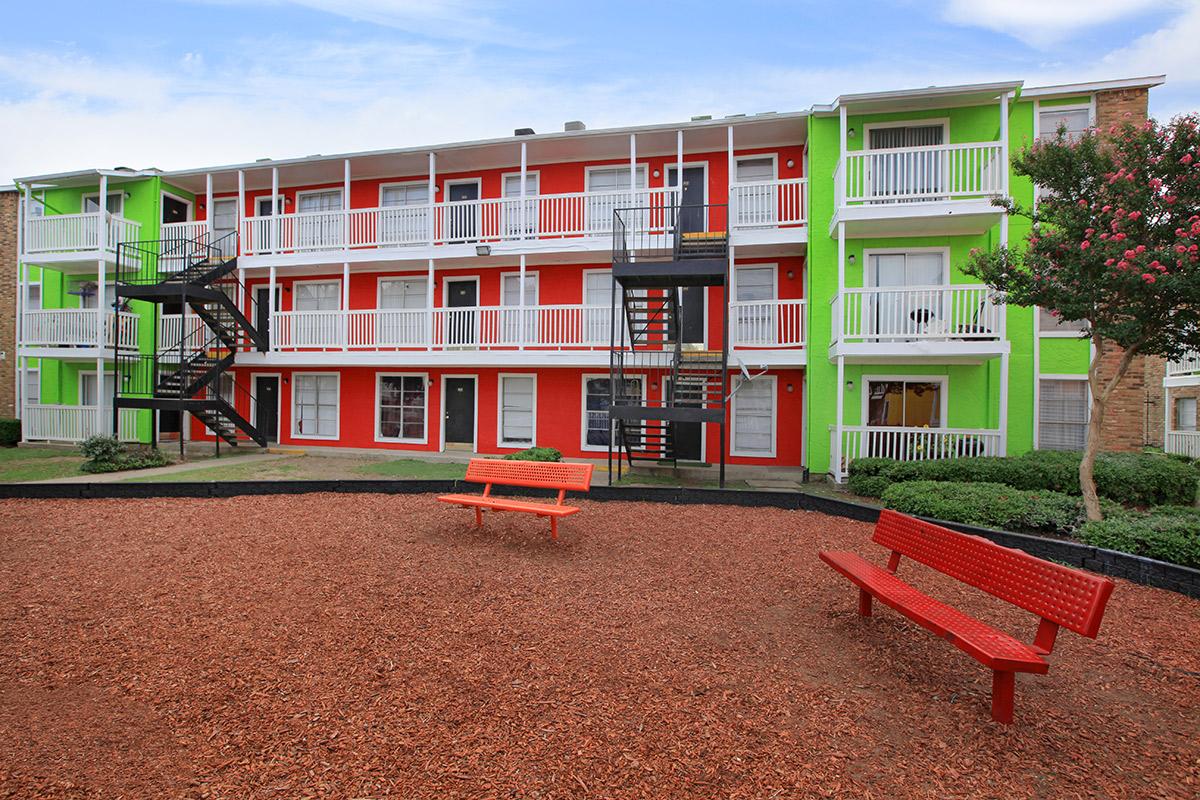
[12,74,1174,478]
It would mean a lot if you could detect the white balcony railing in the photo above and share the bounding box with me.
[22,405,139,443]
[729,299,806,348]
[21,309,138,350]
[239,187,681,256]
[157,314,210,359]
[159,221,237,271]
[1167,351,1200,378]
[836,284,1002,344]
[23,212,141,258]
[730,178,807,229]
[839,142,1004,205]
[1165,430,1200,459]
[831,424,1003,481]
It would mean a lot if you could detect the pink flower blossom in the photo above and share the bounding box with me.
[1135,244,1146,254]
[1128,211,1142,221]
[1114,233,1127,241]
[1081,241,1090,250]
[1143,273,1156,283]
[1182,153,1194,165]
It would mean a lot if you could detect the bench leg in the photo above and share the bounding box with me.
[550,517,559,542]
[858,588,873,617]
[991,670,1015,724]
[475,507,483,528]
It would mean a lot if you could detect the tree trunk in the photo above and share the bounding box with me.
[1081,338,1142,522]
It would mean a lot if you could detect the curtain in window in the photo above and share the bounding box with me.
[379,375,425,440]
[1038,379,1088,450]
[500,377,535,445]
[295,374,338,437]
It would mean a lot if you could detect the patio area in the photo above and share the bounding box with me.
[0,494,1196,798]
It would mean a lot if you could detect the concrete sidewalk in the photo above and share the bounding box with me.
[35,452,295,483]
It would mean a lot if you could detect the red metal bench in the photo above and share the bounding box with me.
[819,510,1115,723]
[437,459,594,541]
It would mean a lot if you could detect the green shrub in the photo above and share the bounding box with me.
[880,481,1087,537]
[846,458,895,479]
[1079,512,1200,568]
[848,473,892,498]
[0,418,19,447]
[502,446,563,463]
[79,436,172,474]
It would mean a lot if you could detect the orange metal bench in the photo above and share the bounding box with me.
[437,459,594,540]
[820,510,1115,723]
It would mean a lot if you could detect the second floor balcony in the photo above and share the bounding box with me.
[1165,351,1200,387]
[21,308,139,355]
[831,284,1007,362]
[832,141,1006,237]
[22,212,142,271]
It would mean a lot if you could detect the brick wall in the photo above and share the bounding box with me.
[1092,87,1166,450]
[0,190,16,420]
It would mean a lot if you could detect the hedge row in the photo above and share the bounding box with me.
[879,481,1095,537]
[1080,507,1200,569]
[850,450,1198,508]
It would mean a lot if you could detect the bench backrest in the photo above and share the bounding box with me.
[464,458,594,493]
[873,510,1114,638]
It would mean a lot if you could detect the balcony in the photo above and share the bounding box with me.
[729,178,807,246]
[22,212,142,271]
[22,404,139,443]
[20,309,139,356]
[1165,351,1200,387]
[831,284,1008,363]
[832,142,1005,237]
[830,424,1003,481]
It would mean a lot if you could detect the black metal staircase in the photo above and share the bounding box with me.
[608,204,731,486]
[113,234,268,452]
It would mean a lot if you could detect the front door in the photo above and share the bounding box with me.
[255,287,280,346]
[667,166,705,233]
[447,182,479,241]
[669,377,703,463]
[254,376,279,442]
[444,377,475,447]
[445,279,478,346]
[162,195,189,224]
[679,286,705,345]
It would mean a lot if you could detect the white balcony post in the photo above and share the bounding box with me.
[727,125,734,206]
[427,152,436,246]
[268,265,276,350]
[838,104,848,205]
[205,173,214,243]
[999,351,1010,456]
[237,169,245,256]
[426,258,435,350]
[520,141,527,240]
[834,356,845,479]
[1000,91,1010,198]
[518,253,526,350]
[629,133,636,213]
[271,167,280,253]
[342,262,350,350]
[676,129,684,202]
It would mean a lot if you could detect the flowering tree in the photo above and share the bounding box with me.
[966,115,1200,520]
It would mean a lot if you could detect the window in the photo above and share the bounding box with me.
[23,369,40,406]
[501,273,538,343]
[865,124,946,200]
[24,195,45,218]
[502,273,538,306]
[1038,379,1089,450]
[382,183,430,206]
[1175,397,1197,432]
[499,375,535,447]
[867,380,943,428]
[297,189,343,212]
[379,183,431,245]
[586,166,648,233]
[78,282,117,311]
[502,173,539,236]
[866,251,947,338]
[734,157,776,225]
[25,281,42,311]
[586,166,647,192]
[379,278,427,309]
[583,271,614,344]
[583,376,642,448]
[82,193,123,214]
[378,374,426,442]
[732,377,775,456]
[733,265,776,343]
[377,278,427,346]
[1038,306,1088,334]
[78,371,115,407]
[293,374,339,438]
[1038,108,1091,142]
[256,196,282,217]
[735,157,775,183]
[294,281,340,311]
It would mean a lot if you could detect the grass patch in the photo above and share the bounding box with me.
[0,447,86,482]
[612,472,748,490]
[354,459,468,480]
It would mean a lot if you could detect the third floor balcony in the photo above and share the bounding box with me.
[22,212,142,272]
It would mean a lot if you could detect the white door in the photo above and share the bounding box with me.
[380,184,430,245]
[735,157,776,226]
[868,252,945,338]
[502,174,539,237]
[587,167,646,233]
[211,198,238,257]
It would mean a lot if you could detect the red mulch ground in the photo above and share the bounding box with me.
[0,495,1197,799]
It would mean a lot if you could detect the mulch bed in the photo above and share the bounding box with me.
[0,494,1197,799]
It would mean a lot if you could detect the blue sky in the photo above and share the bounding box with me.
[2,0,1197,180]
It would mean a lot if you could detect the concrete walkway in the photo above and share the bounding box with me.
[35,452,295,484]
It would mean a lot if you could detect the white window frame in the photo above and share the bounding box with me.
[291,372,340,440]
[1175,396,1198,432]
[862,118,950,150]
[375,372,429,444]
[500,271,539,306]
[442,276,480,309]
[376,275,429,308]
[497,373,537,449]
[1036,102,1094,142]
[295,188,344,212]
[500,170,541,197]
[292,279,342,311]
[24,367,41,406]
[1035,374,1091,451]
[439,374,479,452]
[1036,306,1090,338]
[161,190,193,222]
[731,374,777,458]
[379,180,433,207]
[77,370,115,406]
[580,373,646,453]
[733,154,778,184]
[860,374,950,429]
[25,278,43,311]
[256,194,284,217]
[862,247,951,287]
[81,191,124,216]
[584,163,649,192]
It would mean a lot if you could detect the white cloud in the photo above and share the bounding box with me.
[941,0,1179,47]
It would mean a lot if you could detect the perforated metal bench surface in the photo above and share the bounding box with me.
[437,459,594,540]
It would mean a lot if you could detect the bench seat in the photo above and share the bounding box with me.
[436,493,582,518]
[821,551,1048,673]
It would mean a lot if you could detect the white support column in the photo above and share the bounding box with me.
[16,186,27,427]
[519,141,527,240]
[999,188,1010,455]
[268,266,277,351]
[999,352,1010,456]
[96,173,109,436]
[343,158,351,250]
[237,169,245,254]
[835,222,846,343]
[342,262,351,351]
[727,125,734,200]
[838,104,848,205]
[427,152,436,246]
[676,129,684,199]
[834,356,845,481]
[518,253,527,350]
[1000,91,1010,198]
[271,166,280,253]
[1164,385,1172,445]
[205,173,214,241]
[629,133,637,202]
[426,258,435,350]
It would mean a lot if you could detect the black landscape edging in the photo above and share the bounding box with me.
[2,479,1195,598]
